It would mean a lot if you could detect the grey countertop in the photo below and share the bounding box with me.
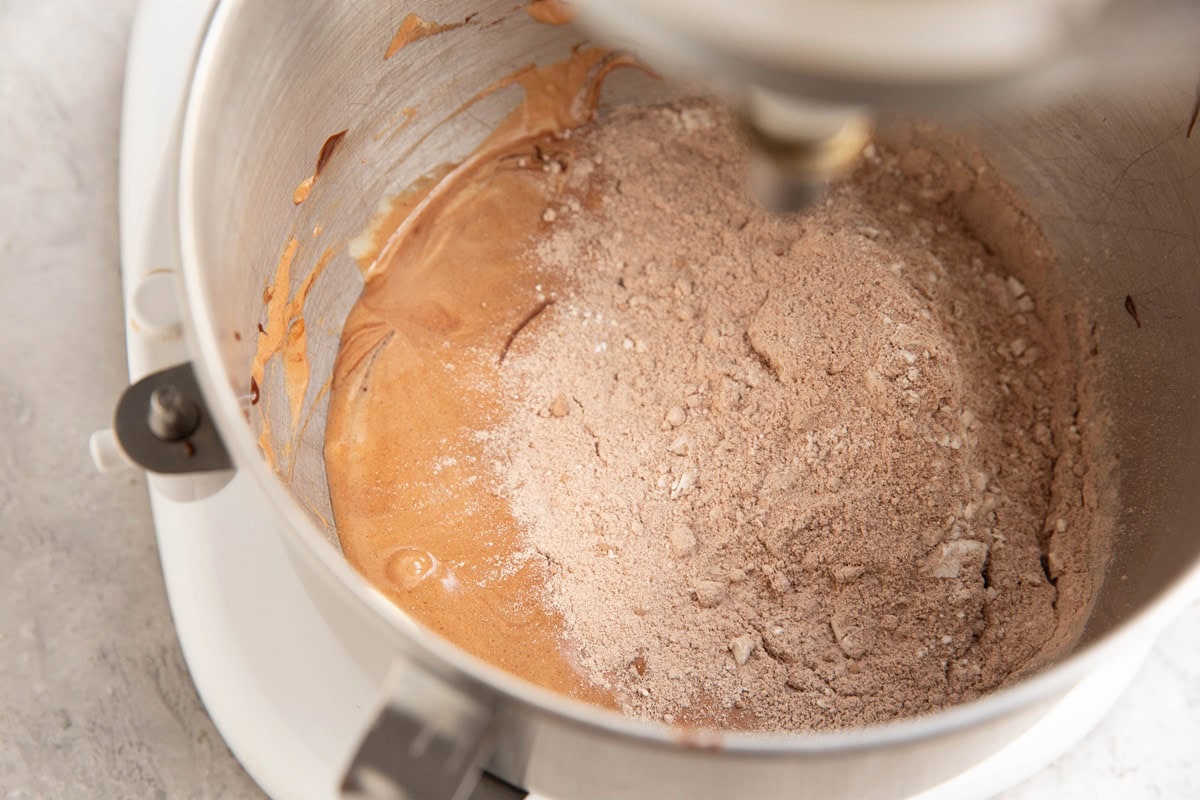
[0,1,262,797]
[0,2,1197,798]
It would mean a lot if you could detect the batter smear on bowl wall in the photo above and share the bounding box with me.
[322,48,1113,730]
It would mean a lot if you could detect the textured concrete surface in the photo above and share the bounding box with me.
[0,2,262,797]
[0,2,1196,799]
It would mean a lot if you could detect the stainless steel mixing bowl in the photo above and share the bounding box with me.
[172,1,1200,797]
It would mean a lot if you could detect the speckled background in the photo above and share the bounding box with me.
[0,2,1196,798]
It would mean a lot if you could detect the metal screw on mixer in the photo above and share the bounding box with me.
[147,384,200,441]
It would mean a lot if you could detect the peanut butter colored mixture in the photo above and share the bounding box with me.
[324,49,641,706]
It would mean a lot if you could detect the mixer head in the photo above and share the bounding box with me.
[578,0,1200,210]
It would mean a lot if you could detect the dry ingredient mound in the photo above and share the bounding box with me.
[484,100,1102,731]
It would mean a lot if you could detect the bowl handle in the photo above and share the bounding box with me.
[340,659,522,800]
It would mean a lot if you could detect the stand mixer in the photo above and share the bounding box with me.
[95,1,1200,798]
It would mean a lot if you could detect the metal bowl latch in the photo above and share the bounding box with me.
[101,361,232,475]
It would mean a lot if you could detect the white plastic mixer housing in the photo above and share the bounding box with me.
[101,1,1200,799]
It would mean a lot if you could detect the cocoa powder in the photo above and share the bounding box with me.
[483,100,1105,730]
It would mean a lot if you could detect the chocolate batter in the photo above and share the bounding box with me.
[323,49,641,704]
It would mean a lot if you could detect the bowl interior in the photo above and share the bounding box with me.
[180,0,1200,718]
